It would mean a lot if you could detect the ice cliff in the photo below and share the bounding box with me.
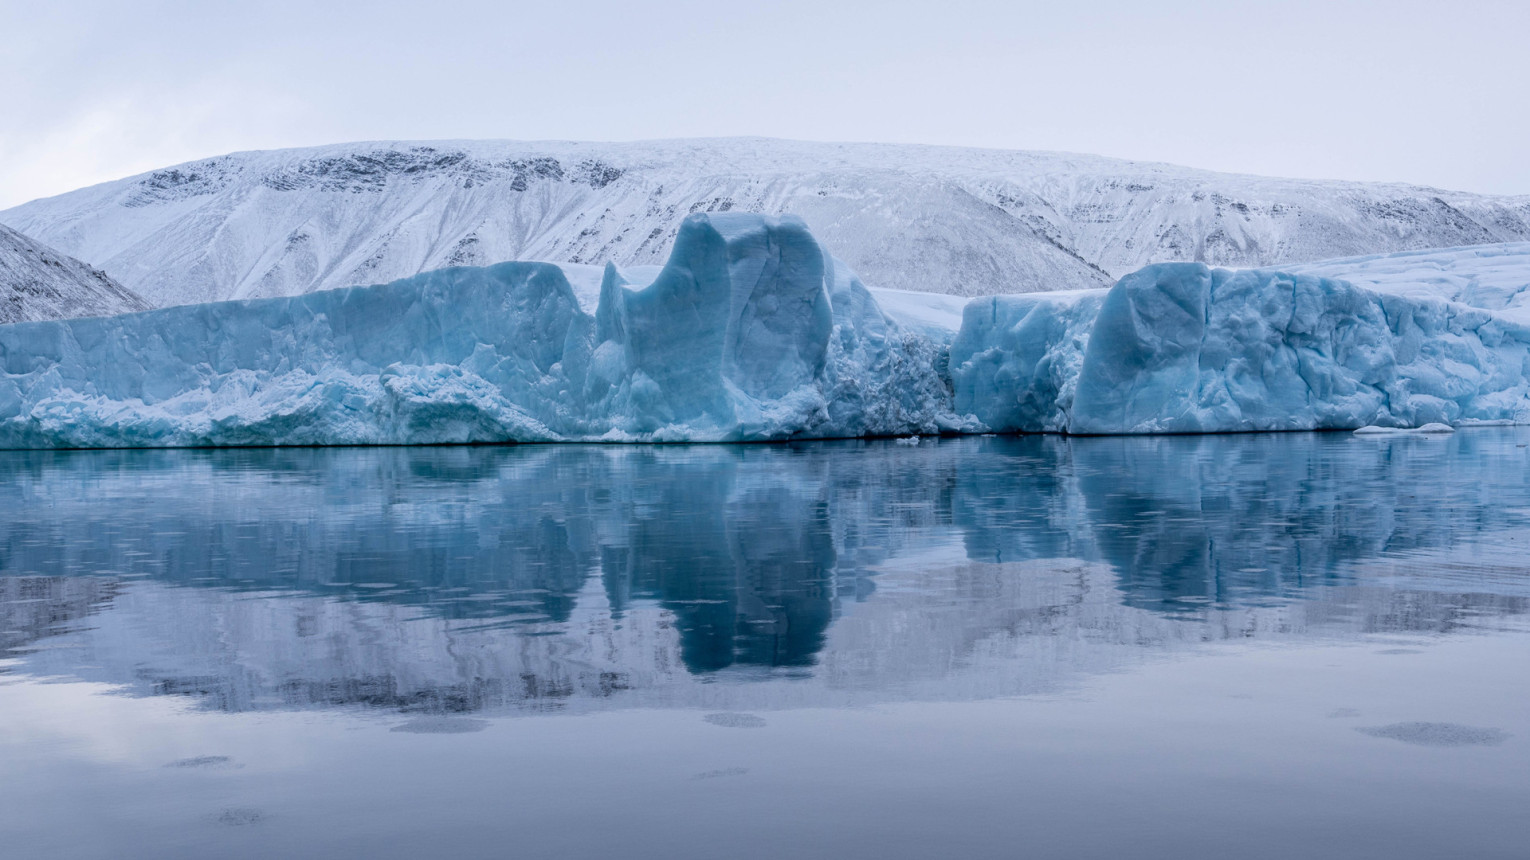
[0,213,968,447]
[951,244,1530,433]
[1,216,1527,448]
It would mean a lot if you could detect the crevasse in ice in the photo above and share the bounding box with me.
[1,214,1527,448]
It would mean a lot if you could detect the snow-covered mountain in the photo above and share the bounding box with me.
[4,138,1529,308]
[0,224,148,323]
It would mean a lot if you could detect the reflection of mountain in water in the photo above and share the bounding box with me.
[2,432,1528,713]
[0,576,118,655]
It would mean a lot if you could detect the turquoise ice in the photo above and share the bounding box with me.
[951,251,1530,433]
[0,213,968,447]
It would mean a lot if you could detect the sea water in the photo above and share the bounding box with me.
[2,432,1527,859]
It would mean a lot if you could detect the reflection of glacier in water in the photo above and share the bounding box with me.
[2,431,1529,714]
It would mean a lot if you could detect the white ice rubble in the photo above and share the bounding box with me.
[0,216,1527,448]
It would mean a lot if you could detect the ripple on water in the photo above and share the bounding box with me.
[704,712,767,729]
[216,809,264,827]
[692,767,750,780]
[1357,722,1509,747]
[165,755,232,768]
[390,717,490,734]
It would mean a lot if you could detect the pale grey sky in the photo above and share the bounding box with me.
[2,0,1527,209]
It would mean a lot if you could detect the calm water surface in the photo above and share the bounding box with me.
[2,432,1528,859]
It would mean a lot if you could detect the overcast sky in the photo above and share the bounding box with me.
[2,0,1527,209]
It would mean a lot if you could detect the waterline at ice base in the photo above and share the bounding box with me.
[1,213,1527,448]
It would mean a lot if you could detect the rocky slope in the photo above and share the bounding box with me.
[0,224,148,323]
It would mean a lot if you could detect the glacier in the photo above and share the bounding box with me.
[1,214,1528,448]
[952,245,1530,433]
[0,213,971,447]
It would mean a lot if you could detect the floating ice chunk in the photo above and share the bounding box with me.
[1354,423,1459,437]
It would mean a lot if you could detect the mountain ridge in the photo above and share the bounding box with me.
[5,137,1529,308]
[0,224,149,323]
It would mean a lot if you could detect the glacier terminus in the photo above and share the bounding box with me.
[1,213,1528,448]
